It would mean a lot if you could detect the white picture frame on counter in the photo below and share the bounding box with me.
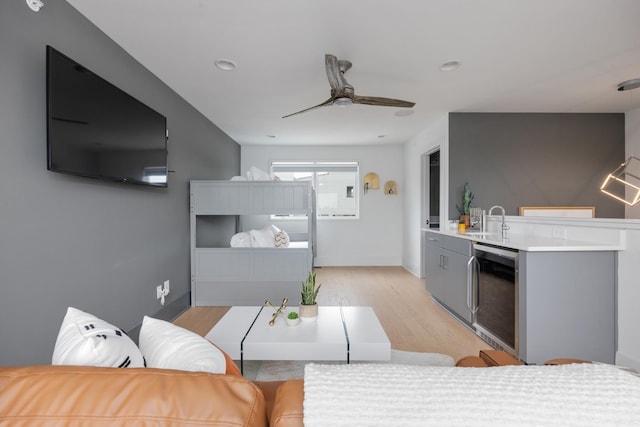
[519,206,595,218]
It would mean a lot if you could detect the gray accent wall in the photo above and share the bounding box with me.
[0,2,239,365]
[449,113,624,219]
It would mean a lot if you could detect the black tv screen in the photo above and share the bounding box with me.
[46,46,168,187]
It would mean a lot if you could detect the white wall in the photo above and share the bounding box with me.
[241,145,404,266]
[626,107,640,219]
[619,107,640,370]
[401,115,449,276]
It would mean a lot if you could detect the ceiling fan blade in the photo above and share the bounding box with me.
[325,54,344,92]
[282,97,334,118]
[352,95,415,108]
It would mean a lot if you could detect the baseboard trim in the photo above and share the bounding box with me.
[315,257,402,266]
[616,350,640,372]
[402,264,420,278]
[127,292,190,344]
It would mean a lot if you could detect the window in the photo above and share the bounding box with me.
[271,161,359,219]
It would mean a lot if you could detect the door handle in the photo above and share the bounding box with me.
[466,256,476,312]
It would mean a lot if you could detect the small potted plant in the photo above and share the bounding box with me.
[299,271,320,319]
[286,311,300,326]
[456,182,474,228]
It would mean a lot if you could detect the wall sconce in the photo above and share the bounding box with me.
[363,172,379,195]
[600,156,640,206]
[384,180,398,195]
[26,0,44,12]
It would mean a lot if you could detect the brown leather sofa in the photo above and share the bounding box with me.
[0,365,268,426]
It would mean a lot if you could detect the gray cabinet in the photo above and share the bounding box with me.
[426,233,616,365]
[425,238,445,302]
[518,250,616,364]
[425,232,473,324]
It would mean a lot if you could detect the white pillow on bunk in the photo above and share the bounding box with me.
[247,166,273,181]
[250,225,276,247]
[271,225,290,248]
[230,231,251,247]
[275,231,290,247]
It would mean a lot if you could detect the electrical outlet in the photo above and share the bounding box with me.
[552,227,567,239]
[156,281,170,305]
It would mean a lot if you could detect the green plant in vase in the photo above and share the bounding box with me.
[286,311,300,326]
[299,271,321,319]
[456,182,474,227]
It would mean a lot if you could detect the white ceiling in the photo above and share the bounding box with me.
[65,0,640,146]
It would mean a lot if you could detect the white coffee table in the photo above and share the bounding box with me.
[206,306,390,373]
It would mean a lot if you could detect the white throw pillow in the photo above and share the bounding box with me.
[138,316,226,373]
[247,166,273,181]
[270,224,290,248]
[274,230,290,247]
[51,307,145,368]
[230,231,252,247]
[250,225,276,247]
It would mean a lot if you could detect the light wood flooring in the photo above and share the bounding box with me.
[173,266,490,363]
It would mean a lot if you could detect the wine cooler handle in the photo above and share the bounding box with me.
[466,256,476,312]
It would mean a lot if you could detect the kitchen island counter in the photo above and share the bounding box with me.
[422,228,624,252]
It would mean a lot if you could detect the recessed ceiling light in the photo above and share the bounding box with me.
[617,78,640,91]
[395,109,415,117]
[440,61,461,72]
[26,0,43,12]
[214,59,236,71]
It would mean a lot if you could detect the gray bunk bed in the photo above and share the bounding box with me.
[190,180,315,306]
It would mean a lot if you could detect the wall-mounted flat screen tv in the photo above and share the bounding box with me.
[46,46,168,187]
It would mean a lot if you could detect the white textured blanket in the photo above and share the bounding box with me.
[303,363,640,426]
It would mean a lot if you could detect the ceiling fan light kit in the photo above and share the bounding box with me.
[333,97,353,107]
[282,54,415,118]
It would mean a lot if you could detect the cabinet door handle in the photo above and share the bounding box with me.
[466,256,477,313]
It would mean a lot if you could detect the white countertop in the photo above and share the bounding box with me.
[422,228,624,252]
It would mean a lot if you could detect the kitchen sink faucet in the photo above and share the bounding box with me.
[489,205,509,241]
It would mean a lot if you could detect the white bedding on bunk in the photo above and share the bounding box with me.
[287,241,308,249]
[229,224,305,249]
[303,362,640,427]
[229,233,307,249]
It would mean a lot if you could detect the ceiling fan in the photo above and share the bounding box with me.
[282,54,415,118]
